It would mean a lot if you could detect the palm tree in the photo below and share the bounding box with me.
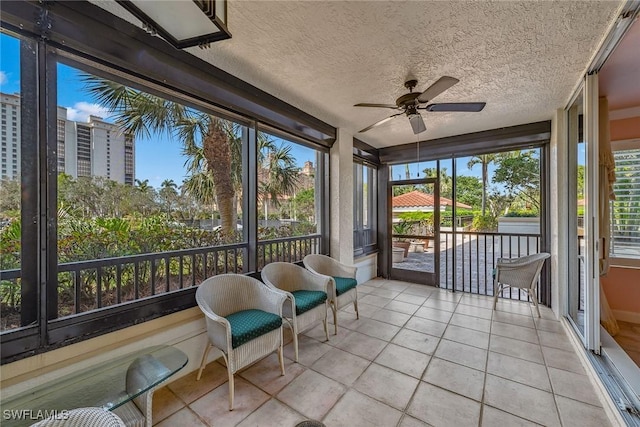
[467,154,497,216]
[159,179,178,216]
[82,75,238,237]
[258,141,300,220]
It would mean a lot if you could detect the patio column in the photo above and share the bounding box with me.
[329,128,354,264]
[550,108,568,317]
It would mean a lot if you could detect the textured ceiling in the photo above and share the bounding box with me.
[92,0,623,148]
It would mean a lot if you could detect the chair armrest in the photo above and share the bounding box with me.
[196,294,233,351]
[253,284,287,317]
[299,267,332,293]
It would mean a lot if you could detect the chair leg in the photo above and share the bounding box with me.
[492,283,500,311]
[323,317,329,341]
[292,323,299,363]
[278,344,285,376]
[196,343,213,381]
[227,364,235,411]
[353,293,359,320]
[531,287,541,318]
[332,302,338,335]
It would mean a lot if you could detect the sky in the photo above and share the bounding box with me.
[0,32,315,189]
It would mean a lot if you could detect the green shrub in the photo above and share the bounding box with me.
[472,215,497,232]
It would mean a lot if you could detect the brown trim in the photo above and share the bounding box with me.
[1,0,336,147]
[353,138,380,165]
[378,121,551,164]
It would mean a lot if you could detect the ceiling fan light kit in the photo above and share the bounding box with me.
[355,76,486,135]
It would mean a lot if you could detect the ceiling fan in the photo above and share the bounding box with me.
[354,76,486,134]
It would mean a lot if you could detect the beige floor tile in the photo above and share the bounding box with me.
[481,405,540,427]
[483,374,560,427]
[301,321,332,343]
[354,363,420,410]
[284,335,333,367]
[375,343,431,379]
[335,330,388,360]
[151,386,185,424]
[398,415,433,427]
[492,300,534,316]
[547,367,602,407]
[489,335,544,364]
[370,308,411,327]
[429,291,463,302]
[392,329,440,355]
[538,330,574,352]
[155,407,206,427]
[322,389,403,427]
[357,285,377,295]
[394,293,427,306]
[277,370,346,420]
[384,281,411,292]
[443,324,490,349]
[370,288,402,299]
[239,353,305,395]
[331,310,362,330]
[449,313,491,333]
[459,295,495,310]
[404,316,447,337]
[423,357,485,401]
[236,398,306,427]
[385,300,420,315]
[168,360,228,404]
[455,304,494,320]
[541,345,586,375]
[343,301,380,318]
[491,321,539,344]
[492,311,536,329]
[403,285,436,297]
[422,298,458,312]
[555,396,612,427]
[487,351,551,391]
[407,382,481,427]
[534,317,564,333]
[363,279,387,288]
[434,339,487,371]
[360,294,394,308]
[310,347,370,386]
[355,318,401,341]
[413,306,453,323]
[190,377,270,426]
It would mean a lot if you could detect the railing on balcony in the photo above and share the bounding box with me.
[354,228,376,255]
[439,231,542,302]
[257,234,321,270]
[1,234,321,331]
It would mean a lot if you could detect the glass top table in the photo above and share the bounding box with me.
[1,345,188,426]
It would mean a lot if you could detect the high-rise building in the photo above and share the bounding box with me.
[1,92,134,184]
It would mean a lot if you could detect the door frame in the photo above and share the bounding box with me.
[387,177,440,285]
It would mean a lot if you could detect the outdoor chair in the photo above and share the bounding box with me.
[261,262,331,362]
[31,408,126,427]
[195,274,287,410]
[303,254,358,334]
[492,252,550,317]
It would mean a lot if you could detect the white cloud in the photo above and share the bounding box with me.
[65,102,110,122]
[0,71,8,85]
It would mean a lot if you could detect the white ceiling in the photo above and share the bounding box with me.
[93,0,623,148]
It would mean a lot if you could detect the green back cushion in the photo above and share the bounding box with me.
[225,309,282,349]
[291,290,327,315]
[333,277,357,296]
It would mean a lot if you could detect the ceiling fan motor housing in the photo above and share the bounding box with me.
[396,92,421,108]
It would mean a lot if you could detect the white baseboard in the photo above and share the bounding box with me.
[612,309,640,324]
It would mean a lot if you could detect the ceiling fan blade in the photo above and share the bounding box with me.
[417,76,460,103]
[424,102,486,112]
[354,103,399,109]
[358,113,403,133]
[408,114,427,134]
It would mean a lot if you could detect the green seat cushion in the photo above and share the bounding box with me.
[291,290,327,315]
[225,309,282,349]
[333,277,357,296]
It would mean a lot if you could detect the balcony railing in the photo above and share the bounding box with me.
[257,234,321,270]
[440,231,542,302]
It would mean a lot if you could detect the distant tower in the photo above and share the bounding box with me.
[0,93,20,179]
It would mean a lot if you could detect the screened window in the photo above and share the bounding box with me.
[353,160,377,256]
[610,148,640,259]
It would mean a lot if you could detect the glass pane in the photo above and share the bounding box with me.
[0,31,22,332]
[257,131,321,268]
[568,90,585,334]
[55,62,246,319]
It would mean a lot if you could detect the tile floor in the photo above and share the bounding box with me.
[152,278,612,427]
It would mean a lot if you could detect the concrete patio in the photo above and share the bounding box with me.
[151,278,611,427]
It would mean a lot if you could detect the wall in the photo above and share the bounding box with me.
[610,116,640,141]
[601,266,640,323]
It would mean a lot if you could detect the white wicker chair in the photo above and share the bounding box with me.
[492,252,550,317]
[303,254,358,334]
[195,274,287,410]
[261,262,331,362]
[31,407,126,427]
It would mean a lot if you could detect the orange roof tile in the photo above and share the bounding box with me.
[392,190,472,209]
